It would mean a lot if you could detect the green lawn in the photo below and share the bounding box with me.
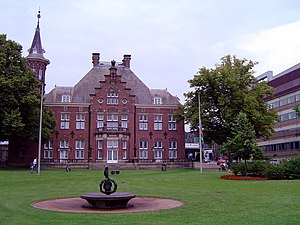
[0,168,299,225]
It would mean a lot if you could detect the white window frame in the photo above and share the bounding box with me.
[61,95,71,103]
[107,91,118,104]
[60,113,70,130]
[97,140,103,159]
[76,113,85,130]
[75,139,84,159]
[154,115,163,130]
[139,139,148,159]
[139,115,148,130]
[168,115,177,130]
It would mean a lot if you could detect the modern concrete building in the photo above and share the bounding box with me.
[257,65,300,160]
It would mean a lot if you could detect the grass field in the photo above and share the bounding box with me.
[0,168,299,225]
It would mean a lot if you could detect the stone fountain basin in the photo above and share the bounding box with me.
[80,192,136,209]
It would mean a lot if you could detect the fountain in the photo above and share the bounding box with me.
[80,165,135,209]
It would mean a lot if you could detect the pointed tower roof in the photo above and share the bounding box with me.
[26,10,48,62]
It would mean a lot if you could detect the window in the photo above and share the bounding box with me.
[139,139,148,159]
[60,139,69,148]
[107,139,118,161]
[76,113,85,130]
[107,113,118,130]
[44,140,53,159]
[154,139,163,159]
[97,140,103,159]
[121,114,128,129]
[168,115,176,130]
[107,91,118,104]
[75,139,84,159]
[154,97,162,104]
[169,140,177,159]
[154,115,162,130]
[107,140,118,148]
[60,113,70,129]
[97,113,104,131]
[139,115,148,130]
[122,140,127,159]
[62,95,71,102]
[280,111,297,121]
[38,68,43,80]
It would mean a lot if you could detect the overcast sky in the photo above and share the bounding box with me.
[1,0,300,102]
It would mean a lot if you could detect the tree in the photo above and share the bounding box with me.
[184,55,278,145]
[0,34,55,142]
[221,112,264,162]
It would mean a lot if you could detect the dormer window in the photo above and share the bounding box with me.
[154,97,162,104]
[107,91,118,104]
[62,95,71,102]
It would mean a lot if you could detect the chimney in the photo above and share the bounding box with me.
[122,54,131,68]
[92,53,100,67]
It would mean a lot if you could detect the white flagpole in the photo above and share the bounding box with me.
[198,91,203,174]
[37,83,43,176]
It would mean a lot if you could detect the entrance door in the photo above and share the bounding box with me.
[107,150,118,163]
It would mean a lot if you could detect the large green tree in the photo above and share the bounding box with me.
[0,34,55,142]
[184,55,278,145]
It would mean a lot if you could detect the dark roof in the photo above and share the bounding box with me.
[45,61,180,105]
[26,11,47,60]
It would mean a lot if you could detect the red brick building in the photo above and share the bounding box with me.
[43,53,185,168]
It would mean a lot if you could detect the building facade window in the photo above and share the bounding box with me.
[60,113,70,130]
[107,91,118,104]
[44,140,53,159]
[75,139,84,159]
[60,139,69,148]
[153,97,162,104]
[107,139,118,161]
[154,115,163,130]
[139,139,148,159]
[97,113,104,131]
[168,115,177,130]
[59,139,69,161]
[280,111,297,121]
[107,113,118,130]
[169,140,177,159]
[121,114,128,129]
[61,95,71,102]
[97,140,103,159]
[76,113,85,130]
[122,140,127,159]
[154,139,163,159]
[139,114,148,130]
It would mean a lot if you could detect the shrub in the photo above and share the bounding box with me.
[263,164,285,180]
[281,157,300,179]
[228,157,300,180]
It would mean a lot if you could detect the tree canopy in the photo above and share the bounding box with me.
[0,34,55,142]
[184,55,278,145]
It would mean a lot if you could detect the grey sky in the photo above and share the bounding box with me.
[1,0,300,102]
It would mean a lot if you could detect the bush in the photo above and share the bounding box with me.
[281,157,300,179]
[263,164,285,180]
[228,157,300,180]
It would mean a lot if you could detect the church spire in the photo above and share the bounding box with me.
[27,10,47,59]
